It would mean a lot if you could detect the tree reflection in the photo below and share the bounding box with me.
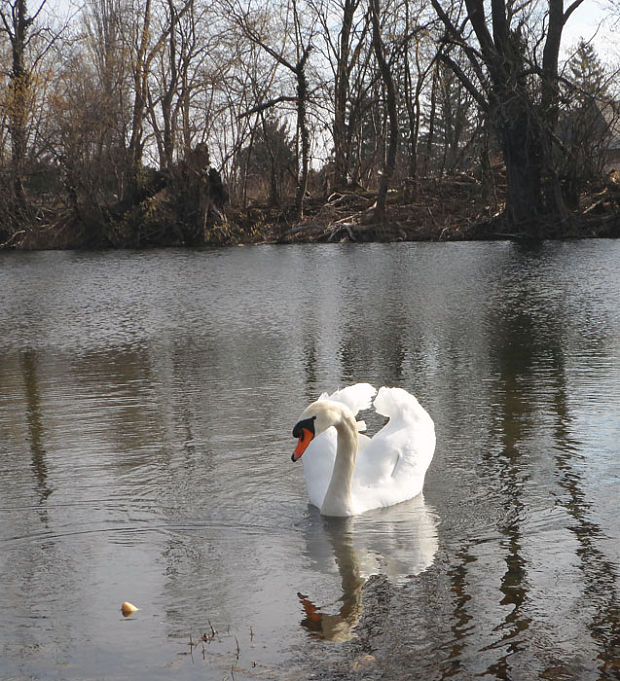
[21,349,52,512]
[483,294,537,676]
[478,253,619,677]
[550,346,620,677]
[442,547,476,678]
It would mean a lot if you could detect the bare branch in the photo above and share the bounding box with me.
[237,94,298,119]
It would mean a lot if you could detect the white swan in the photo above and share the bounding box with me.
[292,384,435,516]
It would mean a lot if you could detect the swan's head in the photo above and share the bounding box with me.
[291,400,350,462]
[291,414,316,461]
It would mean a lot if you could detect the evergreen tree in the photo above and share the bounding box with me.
[559,40,612,206]
[236,117,295,207]
[568,40,608,104]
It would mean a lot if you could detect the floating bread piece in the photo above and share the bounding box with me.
[121,601,139,617]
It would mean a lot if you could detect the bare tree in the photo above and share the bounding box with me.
[398,1,437,182]
[125,0,192,200]
[0,0,44,214]
[147,0,217,169]
[46,0,133,230]
[215,34,282,205]
[231,0,314,219]
[431,0,586,237]
[310,0,371,190]
[369,0,397,221]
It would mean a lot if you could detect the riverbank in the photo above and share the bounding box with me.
[232,170,620,245]
[3,170,620,250]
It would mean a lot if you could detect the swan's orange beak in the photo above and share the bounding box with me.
[292,428,314,461]
[292,416,316,461]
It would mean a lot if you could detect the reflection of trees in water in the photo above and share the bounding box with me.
[303,336,319,403]
[549,346,620,676]
[443,546,476,678]
[435,269,575,678]
[66,344,162,461]
[20,349,52,515]
[338,318,406,388]
[295,247,424,392]
[483,297,535,678]
[472,268,619,678]
[0,350,79,659]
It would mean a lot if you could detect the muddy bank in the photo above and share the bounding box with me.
[226,170,620,246]
[3,171,620,250]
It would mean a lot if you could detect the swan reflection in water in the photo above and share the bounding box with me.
[298,494,439,642]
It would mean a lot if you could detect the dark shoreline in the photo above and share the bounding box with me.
[3,173,620,251]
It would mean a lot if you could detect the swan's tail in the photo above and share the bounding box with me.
[319,383,376,416]
[373,386,429,423]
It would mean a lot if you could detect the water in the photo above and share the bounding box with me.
[0,241,618,680]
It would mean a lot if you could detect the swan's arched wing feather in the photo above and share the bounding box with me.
[319,383,376,416]
[373,386,431,425]
[351,387,435,512]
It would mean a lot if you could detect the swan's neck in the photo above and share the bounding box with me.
[321,415,358,516]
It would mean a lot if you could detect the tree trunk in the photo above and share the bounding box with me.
[370,0,397,223]
[5,0,33,216]
[403,55,418,180]
[424,66,438,175]
[431,0,583,237]
[232,2,312,221]
[500,105,544,234]
[294,53,311,220]
[127,0,152,201]
[160,0,180,170]
[333,0,359,190]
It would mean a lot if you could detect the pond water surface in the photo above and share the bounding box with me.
[0,241,619,680]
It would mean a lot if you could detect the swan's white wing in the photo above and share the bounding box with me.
[352,387,435,513]
[318,383,376,415]
[373,386,433,427]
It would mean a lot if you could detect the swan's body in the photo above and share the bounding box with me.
[292,384,435,516]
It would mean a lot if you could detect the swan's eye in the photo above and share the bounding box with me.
[292,415,316,440]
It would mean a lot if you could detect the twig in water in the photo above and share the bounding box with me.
[202,621,218,643]
[178,633,197,660]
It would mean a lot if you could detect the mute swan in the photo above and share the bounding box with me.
[292,384,435,516]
